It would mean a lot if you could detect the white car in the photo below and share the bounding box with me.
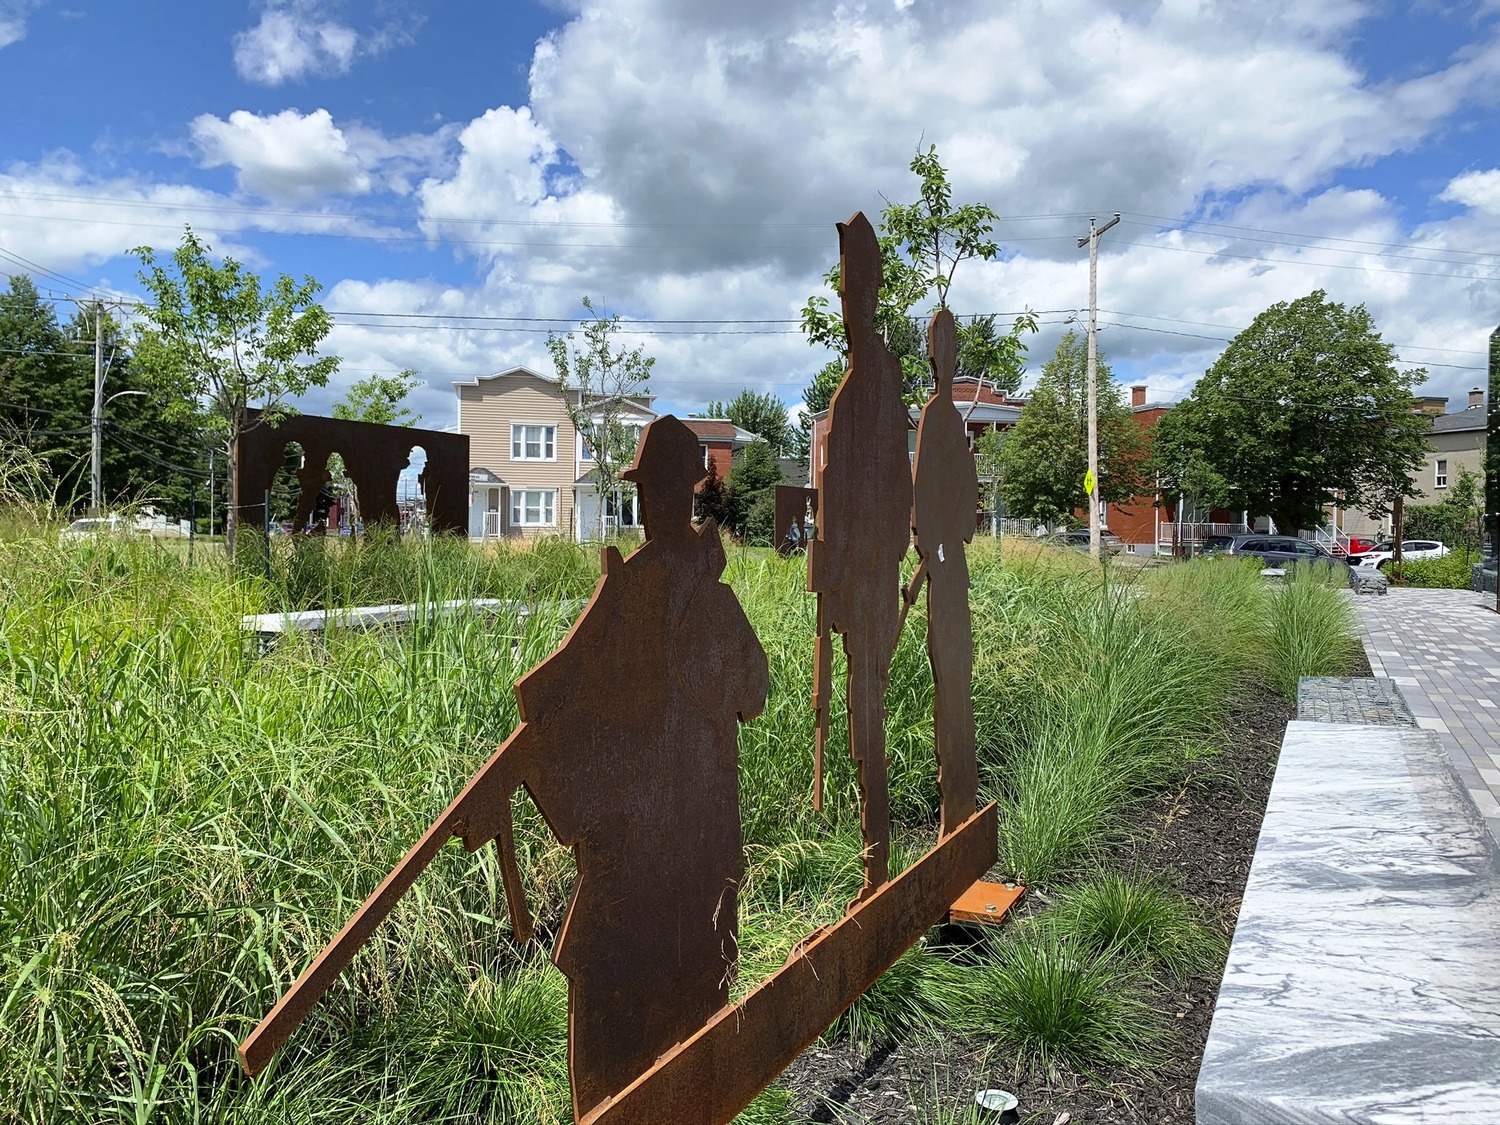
[1355,540,1449,569]
[57,516,134,543]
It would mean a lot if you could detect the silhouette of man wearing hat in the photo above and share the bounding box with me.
[501,415,769,1117]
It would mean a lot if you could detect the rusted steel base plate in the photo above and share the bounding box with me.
[583,803,998,1125]
[948,880,1025,926]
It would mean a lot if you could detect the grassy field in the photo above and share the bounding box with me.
[0,530,1359,1124]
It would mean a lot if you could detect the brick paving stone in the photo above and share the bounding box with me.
[1354,588,1500,849]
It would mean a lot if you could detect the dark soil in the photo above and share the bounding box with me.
[778,677,1299,1125]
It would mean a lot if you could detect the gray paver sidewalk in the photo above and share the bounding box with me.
[1354,587,1500,844]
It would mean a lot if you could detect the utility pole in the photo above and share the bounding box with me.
[90,301,104,516]
[1078,212,1120,561]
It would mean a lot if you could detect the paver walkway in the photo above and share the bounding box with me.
[1354,587,1500,844]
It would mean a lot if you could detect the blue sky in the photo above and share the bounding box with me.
[2,0,1498,430]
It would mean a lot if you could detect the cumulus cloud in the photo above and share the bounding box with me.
[234,6,358,84]
[232,2,421,86]
[1441,169,1500,213]
[191,108,371,201]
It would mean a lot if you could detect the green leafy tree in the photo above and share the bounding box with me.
[974,426,1006,532]
[1404,469,1486,562]
[332,370,421,427]
[727,439,783,540]
[704,389,794,456]
[547,296,655,540]
[0,277,205,516]
[798,145,1036,433]
[998,330,1143,523]
[133,227,338,555]
[695,454,733,527]
[1151,290,1431,534]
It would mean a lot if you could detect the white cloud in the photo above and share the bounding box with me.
[234,6,358,85]
[1441,169,1500,213]
[0,0,44,49]
[191,109,371,202]
[232,2,423,86]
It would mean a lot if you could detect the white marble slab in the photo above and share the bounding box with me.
[1196,722,1500,1124]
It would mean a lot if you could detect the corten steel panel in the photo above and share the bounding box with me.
[582,804,998,1125]
[807,212,915,902]
[238,415,771,1124]
[241,211,998,1124]
[948,879,1025,925]
[773,486,818,556]
[911,310,980,837]
[235,409,470,534]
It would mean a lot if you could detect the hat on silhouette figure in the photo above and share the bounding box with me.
[621,416,708,497]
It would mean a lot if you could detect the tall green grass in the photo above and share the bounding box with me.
[0,530,1357,1121]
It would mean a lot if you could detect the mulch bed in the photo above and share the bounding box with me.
[779,675,1299,1124]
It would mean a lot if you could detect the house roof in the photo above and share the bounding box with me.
[1431,409,1487,434]
[451,364,558,389]
[683,418,760,445]
[469,467,506,485]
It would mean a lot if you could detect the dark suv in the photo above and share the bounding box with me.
[1224,534,1351,580]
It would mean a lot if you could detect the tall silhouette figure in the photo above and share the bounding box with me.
[911,308,980,836]
[808,212,915,901]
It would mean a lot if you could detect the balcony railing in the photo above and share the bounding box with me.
[1156,521,1251,547]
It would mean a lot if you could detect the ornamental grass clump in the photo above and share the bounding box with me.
[1265,564,1360,699]
[921,934,1165,1076]
[1041,872,1226,985]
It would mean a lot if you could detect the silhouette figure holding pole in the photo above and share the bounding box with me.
[238,416,769,1123]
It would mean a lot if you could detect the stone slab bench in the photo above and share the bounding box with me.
[238,598,587,653]
[1196,721,1500,1123]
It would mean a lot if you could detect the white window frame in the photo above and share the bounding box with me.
[511,423,556,462]
[510,489,557,528]
[1435,459,1448,489]
[700,444,710,468]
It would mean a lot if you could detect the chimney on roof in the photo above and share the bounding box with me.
[1469,387,1484,410]
[1131,385,1147,408]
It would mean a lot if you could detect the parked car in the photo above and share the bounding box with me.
[57,516,134,544]
[1223,534,1352,581]
[1047,529,1125,555]
[1354,540,1449,570]
[1473,556,1498,595]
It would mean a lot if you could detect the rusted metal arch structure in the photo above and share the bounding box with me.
[235,409,470,535]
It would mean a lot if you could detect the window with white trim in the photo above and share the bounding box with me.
[700,444,710,468]
[510,489,556,527]
[511,423,556,461]
[1435,459,1448,489]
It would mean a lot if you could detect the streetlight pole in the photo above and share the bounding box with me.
[1078,213,1120,562]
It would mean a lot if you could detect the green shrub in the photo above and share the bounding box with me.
[1041,873,1225,984]
[1265,565,1359,698]
[1396,553,1477,589]
[921,935,1164,1074]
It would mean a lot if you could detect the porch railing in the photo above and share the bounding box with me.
[1156,521,1251,548]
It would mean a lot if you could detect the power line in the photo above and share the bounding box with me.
[1122,211,1500,261]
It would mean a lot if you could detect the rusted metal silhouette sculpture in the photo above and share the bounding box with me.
[236,409,469,534]
[242,211,999,1125]
[910,309,980,836]
[239,415,768,1121]
[773,485,818,556]
[808,212,915,900]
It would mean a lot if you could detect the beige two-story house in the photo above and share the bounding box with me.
[454,365,657,541]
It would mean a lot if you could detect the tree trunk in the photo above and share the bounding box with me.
[224,434,238,560]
